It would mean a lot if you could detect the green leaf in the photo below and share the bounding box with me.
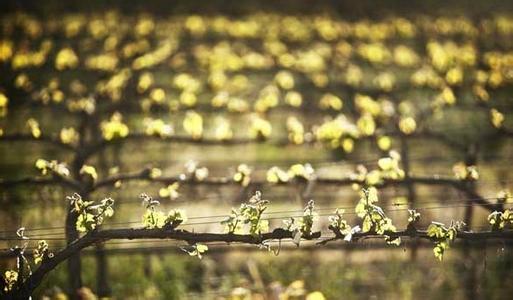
[196,243,208,253]
[362,216,372,233]
[3,270,18,292]
[182,243,209,259]
[33,240,49,265]
[386,236,401,246]
[142,210,165,229]
[433,244,444,261]
[76,213,95,233]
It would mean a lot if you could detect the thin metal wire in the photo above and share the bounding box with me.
[0,193,510,237]
[0,198,510,241]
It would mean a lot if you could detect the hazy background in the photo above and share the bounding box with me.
[1,0,513,299]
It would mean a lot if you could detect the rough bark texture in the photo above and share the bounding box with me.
[5,227,513,299]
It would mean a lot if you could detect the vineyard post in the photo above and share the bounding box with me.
[66,110,104,299]
[95,146,112,297]
[66,112,87,298]
[400,132,418,260]
[463,144,479,300]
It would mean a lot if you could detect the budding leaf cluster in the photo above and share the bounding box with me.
[221,191,269,236]
[351,151,404,187]
[2,270,18,292]
[33,240,51,265]
[233,164,252,187]
[140,193,187,229]
[35,159,70,177]
[100,112,129,140]
[283,199,319,246]
[355,187,400,245]
[328,209,361,242]
[427,221,464,261]
[488,209,513,231]
[181,243,208,259]
[68,193,114,233]
[266,163,315,184]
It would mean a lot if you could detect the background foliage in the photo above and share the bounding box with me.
[1,0,513,299]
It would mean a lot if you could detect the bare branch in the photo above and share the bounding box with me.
[318,228,513,245]
[4,225,513,299]
[6,227,319,298]
[0,134,75,151]
[82,128,469,161]
[0,177,60,187]
[92,170,499,211]
[0,174,82,191]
